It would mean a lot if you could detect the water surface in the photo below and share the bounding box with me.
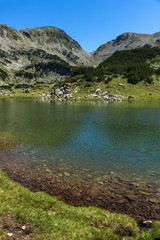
[0,99,160,220]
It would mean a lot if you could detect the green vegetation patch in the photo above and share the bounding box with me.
[0,68,8,80]
[99,46,160,84]
[69,47,160,86]
[15,70,35,79]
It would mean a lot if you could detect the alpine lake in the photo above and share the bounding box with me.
[0,99,160,221]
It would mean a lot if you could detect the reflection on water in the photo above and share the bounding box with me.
[0,99,160,185]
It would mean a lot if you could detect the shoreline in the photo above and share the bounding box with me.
[1,169,160,239]
[1,86,160,102]
[1,160,160,223]
[1,95,160,102]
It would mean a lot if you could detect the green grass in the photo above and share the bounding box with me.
[68,74,160,101]
[0,86,53,99]
[0,170,160,239]
[1,74,160,101]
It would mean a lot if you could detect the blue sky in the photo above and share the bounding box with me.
[1,0,160,52]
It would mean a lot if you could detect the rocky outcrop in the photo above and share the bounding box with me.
[39,85,124,102]
[85,89,123,101]
[50,83,73,100]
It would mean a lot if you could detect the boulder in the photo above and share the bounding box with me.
[103,95,109,100]
[0,90,10,95]
[92,93,99,98]
[64,89,71,94]
[64,82,71,88]
[95,88,101,94]
[102,91,108,96]
[118,83,125,87]
[64,94,73,99]
[51,89,63,97]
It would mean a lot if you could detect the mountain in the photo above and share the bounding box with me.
[91,32,160,65]
[0,24,91,86]
[0,24,91,65]
[0,24,160,87]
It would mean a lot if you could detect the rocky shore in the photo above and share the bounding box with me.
[1,153,160,223]
[39,82,124,102]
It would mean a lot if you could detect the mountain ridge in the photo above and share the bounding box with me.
[91,31,160,64]
[0,24,160,86]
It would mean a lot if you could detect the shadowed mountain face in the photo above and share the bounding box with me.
[0,24,160,85]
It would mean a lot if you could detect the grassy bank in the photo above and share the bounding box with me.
[1,77,160,102]
[0,170,160,239]
[1,73,160,101]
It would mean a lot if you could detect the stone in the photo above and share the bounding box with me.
[118,83,125,87]
[92,93,98,98]
[102,91,108,96]
[64,82,71,88]
[51,89,63,97]
[7,233,13,237]
[95,88,101,94]
[103,95,109,100]
[99,182,104,185]
[64,94,73,99]
[64,172,70,177]
[86,197,91,201]
[126,194,138,201]
[128,95,135,99]
[23,88,30,93]
[87,174,92,178]
[0,90,10,95]
[149,198,158,203]
[141,220,153,228]
[90,185,100,197]
[64,89,71,94]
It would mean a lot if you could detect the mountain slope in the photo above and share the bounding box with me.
[0,24,92,85]
[0,24,91,66]
[91,32,160,65]
[0,24,160,87]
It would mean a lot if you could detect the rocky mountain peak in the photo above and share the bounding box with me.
[0,24,22,40]
[20,26,82,51]
[0,24,91,66]
[91,32,160,65]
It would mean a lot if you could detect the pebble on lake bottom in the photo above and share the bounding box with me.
[7,233,13,237]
